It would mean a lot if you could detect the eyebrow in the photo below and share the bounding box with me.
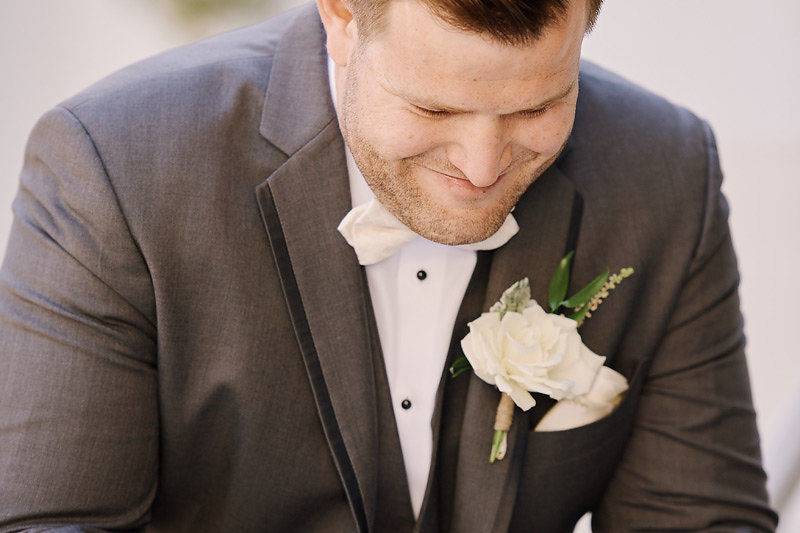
[391,78,577,115]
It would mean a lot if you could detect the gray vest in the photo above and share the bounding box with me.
[364,250,495,533]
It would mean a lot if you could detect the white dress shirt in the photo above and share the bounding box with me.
[327,55,489,519]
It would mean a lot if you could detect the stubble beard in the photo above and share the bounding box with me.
[339,57,567,246]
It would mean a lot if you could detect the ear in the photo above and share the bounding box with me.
[316,0,359,67]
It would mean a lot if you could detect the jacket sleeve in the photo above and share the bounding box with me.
[591,119,779,531]
[0,106,157,532]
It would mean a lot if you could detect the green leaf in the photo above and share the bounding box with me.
[548,250,575,312]
[448,355,472,378]
[563,269,609,310]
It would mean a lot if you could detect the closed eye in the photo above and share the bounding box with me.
[516,105,551,118]
[413,105,552,119]
[413,106,451,118]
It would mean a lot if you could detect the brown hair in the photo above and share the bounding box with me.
[347,0,603,47]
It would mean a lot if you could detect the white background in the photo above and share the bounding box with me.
[1,1,797,530]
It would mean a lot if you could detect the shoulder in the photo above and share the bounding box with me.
[568,59,717,217]
[25,5,316,239]
[564,60,723,303]
[574,59,711,167]
[47,3,313,157]
[31,4,315,191]
[57,4,307,117]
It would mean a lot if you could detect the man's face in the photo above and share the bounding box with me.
[331,1,586,245]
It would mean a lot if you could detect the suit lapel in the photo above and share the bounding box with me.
[254,4,378,532]
[446,161,583,533]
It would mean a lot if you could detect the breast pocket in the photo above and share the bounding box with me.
[521,355,646,472]
[509,358,648,529]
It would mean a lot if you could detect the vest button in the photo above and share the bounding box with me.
[416,270,427,280]
[401,398,412,410]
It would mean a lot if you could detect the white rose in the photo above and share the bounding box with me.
[460,299,607,411]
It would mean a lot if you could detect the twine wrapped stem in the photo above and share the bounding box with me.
[490,392,515,462]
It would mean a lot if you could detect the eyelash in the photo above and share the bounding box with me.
[413,105,551,119]
[413,107,450,118]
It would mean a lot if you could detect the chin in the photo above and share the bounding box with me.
[421,206,505,246]
[391,165,516,244]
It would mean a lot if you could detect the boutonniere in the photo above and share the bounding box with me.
[448,250,634,463]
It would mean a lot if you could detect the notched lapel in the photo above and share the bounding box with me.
[253,4,378,531]
[448,162,582,533]
[254,121,378,533]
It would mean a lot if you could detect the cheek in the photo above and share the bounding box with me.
[358,109,440,160]
[349,75,439,161]
[516,105,577,156]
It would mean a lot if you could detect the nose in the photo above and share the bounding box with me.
[447,115,512,188]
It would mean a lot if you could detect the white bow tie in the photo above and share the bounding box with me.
[337,197,519,266]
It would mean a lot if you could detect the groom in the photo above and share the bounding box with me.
[0,0,778,531]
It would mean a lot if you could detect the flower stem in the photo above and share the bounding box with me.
[489,392,515,462]
[490,430,506,463]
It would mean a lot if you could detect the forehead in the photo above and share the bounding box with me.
[363,1,585,95]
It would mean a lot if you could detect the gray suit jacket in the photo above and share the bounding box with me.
[0,2,779,531]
